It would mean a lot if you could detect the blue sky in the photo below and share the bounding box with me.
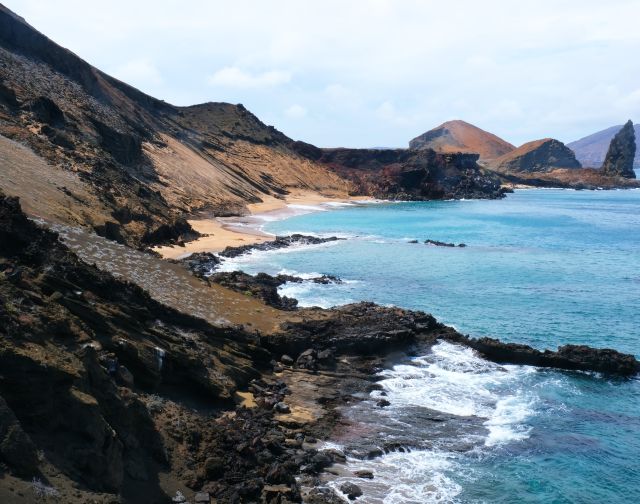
[6,0,640,147]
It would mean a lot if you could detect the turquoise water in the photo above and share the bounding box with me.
[222,188,640,503]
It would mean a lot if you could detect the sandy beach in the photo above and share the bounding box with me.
[154,190,371,259]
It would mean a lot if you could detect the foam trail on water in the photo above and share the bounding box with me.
[372,342,536,444]
[326,449,462,504]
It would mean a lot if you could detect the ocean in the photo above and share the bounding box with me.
[220,188,640,503]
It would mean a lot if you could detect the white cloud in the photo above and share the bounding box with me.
[5,0,640,146]
[207,67,291,89]
[284,104,307,119]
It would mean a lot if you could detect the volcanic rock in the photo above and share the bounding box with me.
[340,482,363,500]
[601,120,636,178]
[316,148,506,200]
[489,138,581,173]
[409,120,515,161]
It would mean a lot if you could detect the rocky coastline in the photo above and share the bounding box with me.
[1,191,639,503]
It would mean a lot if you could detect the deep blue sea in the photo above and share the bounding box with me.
[221,188,640,503]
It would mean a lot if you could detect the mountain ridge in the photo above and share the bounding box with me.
[409,119,515,160]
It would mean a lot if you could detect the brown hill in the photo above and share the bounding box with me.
[488,138,581,173]
[409,120,515,161]
[0,5,348,248]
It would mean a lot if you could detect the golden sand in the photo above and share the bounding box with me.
[155,190,369,259]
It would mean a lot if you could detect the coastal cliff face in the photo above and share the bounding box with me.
[409,120,515,161]
[488,138,582,173]
[310,147,506,200]
[0,5,348,249]
[601,120,637,178]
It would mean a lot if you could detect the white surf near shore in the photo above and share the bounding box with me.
[316,341,539,503]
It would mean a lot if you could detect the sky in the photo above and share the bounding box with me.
[5,0,640,148]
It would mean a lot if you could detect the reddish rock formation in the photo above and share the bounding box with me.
[409,120,515,161]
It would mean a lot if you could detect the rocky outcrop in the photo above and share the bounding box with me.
[601,120,637,178]
[442,334,640,376]
[0,191,272,499]
[219,234,343,259]
[317,148,506,200]
[489,138,582,173]
[409,120,515,161]
[568,123,640,168]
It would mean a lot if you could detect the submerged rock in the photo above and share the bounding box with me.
[602,120,636,178]
[340,482,363,500]
[424,239,466,248]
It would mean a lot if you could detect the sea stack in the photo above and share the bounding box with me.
[601,120,637,178]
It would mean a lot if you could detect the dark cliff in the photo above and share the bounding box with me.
[601,120,636,178]
[311,147,506,200]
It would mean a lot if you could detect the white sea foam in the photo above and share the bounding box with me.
[325,449,462,504]
[373,342,536,445]
[277,281,353,309]
[217,239,343,273]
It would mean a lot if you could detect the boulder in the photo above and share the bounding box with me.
[354,470,374,479]
[340,482,363,500]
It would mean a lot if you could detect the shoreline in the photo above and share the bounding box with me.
[154,190,376,259]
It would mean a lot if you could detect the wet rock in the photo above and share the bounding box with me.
[206,271,299,310]
[274,402,291,414]
[425,239,466,247]
[443,334,640,376]
[181,252,220,277]
[365,447,384,459]
[376,399,391,408]
[307,452,333,473]
[281,354,294,366]
[354,470,374,479]
[219,234,344,259]
[304,487,345,504]
[322,449,345,463]
[340,482,363,500]
[602,120,636,178]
